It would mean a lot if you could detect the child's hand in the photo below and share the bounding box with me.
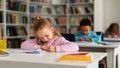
[85,38,91,42]
[112,35,118,38]
[79,37,84,41]
[48,46,56,52]
[107,35,112,38]
[41,45,49,51]
[41,45,56,52]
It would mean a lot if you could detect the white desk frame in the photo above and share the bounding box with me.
[0,51,106,68]
[77,42,120,68]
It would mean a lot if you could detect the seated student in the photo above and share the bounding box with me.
[75,18,98,42]
[104,23,120,38]
[21,16,79,52]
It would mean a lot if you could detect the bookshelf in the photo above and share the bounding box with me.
[68,0,94,34]
[0,0,29,48]
[29,0,94,35]
[0,0,94,48]
[0,0,4,39]
[29,0,67,36]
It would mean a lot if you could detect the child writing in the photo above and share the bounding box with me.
[75,18,98,42]
[21,16,79,52]
[104,23,120,38]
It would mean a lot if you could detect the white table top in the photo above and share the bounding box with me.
[76,42,119,48]
[104,38,120,42]
[76,42,120,68]
[0,50,107,67]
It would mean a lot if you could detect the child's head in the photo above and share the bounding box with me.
[106,23,119,35]
[79,18,92,35]
[33,16,61,43]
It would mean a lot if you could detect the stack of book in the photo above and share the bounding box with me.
[58,52,93,62]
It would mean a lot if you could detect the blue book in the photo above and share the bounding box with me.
[14,1,20,11]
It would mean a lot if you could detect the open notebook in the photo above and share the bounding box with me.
[7,49,46,54]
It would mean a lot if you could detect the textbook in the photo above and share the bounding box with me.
[58,52,93,62]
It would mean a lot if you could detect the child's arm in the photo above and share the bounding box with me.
[90,31,98,42]
[21,39,40,50]
[75,32,84,41]
[55,37,79,52]
[79,37,85,41]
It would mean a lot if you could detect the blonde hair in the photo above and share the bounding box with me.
[33,16,61,45]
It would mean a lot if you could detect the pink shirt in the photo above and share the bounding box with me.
[21,37,79,52]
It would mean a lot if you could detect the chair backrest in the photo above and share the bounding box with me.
[61,34,75,42]
[96,32,104,42]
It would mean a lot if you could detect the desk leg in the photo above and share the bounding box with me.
[117,50,120,68]
[106,49,116,68]
[116,54,120,68]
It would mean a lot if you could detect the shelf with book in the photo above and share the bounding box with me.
[68,0,94,34]
[29,0,67,36]
[7,36,28,39]
[6,12,28,25]
[7,38,25,48]
[0,11,3,24]
[29,0,94,35]
[0,0,3,10]
[6,0,27,12]
[0,0,4,39]
[2,0,29,48]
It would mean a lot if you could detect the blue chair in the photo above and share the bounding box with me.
[61,34,75,42]
[96,32,104,42]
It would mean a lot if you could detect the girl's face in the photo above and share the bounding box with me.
[80,25,92,35]
[36,27,54,43]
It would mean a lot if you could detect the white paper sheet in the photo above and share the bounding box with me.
[7,49,46,54]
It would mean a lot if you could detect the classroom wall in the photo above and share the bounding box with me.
[104,0,120,32]
[94,0,104,32]
[94,0,120,32]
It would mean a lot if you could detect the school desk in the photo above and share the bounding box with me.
[104,38,120,42]
[76,42,120,68]
[0,50,106,68]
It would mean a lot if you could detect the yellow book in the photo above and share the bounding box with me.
[0,39,7,51]
[59,52,93,62]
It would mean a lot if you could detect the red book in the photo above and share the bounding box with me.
[67,52,90,56]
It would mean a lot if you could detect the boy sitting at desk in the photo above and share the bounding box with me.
[75,18,99,42]
[75,18,106,68]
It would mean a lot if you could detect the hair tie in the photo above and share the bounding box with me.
[36,16,42,20]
